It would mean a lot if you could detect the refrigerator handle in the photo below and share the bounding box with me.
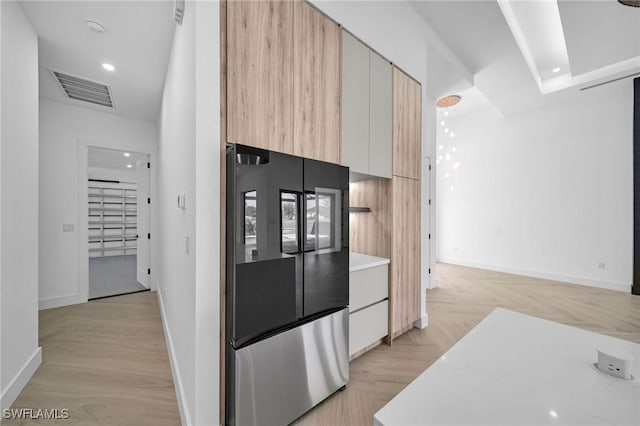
[297,192,304,254]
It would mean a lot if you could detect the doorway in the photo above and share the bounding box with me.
[87,147,151,299]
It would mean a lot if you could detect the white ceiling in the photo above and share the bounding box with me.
[412,0,511,75]
[558,0,640,76]
[19,0,175,122]
[411,0,640,115]
[88,146,148,170]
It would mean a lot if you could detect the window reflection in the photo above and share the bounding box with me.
[305,189,341,252]
[281,192,298,254]
[244,191,257,254]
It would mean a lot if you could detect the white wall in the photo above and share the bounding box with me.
[156,1,219,425]
[0,0,41,410]
[39,100,157,309]
[436,80,634,292]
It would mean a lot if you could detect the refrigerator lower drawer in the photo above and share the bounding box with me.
[235,308,349,426]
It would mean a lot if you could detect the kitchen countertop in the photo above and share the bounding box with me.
[374,308,640,426]
[349,252,390,273]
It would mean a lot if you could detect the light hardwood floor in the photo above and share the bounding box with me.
[296,262,640,425]
[7,292,180,425]
[8,264,639,425]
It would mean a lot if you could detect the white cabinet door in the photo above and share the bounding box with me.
[369,51,392,178]
[341,30,370,175]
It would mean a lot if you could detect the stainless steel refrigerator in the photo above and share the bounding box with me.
[225,144,349,426]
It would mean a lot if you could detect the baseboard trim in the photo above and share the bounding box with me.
[414,314,429,329]
[428,278,438,289]
[438,259,632,293]
[1,347,42,410]
[39,293,85,310]
[156,283,191,426]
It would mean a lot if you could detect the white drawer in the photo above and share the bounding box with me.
[349,300,388,356]
[350,264,388,312]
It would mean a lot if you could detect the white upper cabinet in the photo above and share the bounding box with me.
[341,31,370,175]
[368,51,392,178]
[341,30,392,179]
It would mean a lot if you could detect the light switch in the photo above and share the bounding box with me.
[178,193,186,209]
[185,236,190,254]
[62,224,74,232]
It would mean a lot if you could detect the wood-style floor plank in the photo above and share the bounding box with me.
[6,291,180,426]
[8,264,640,425]
[296,262,640,425]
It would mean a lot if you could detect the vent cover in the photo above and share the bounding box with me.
[174,0,185,25]
[50,70,114,108]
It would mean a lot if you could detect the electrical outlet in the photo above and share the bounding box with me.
[597,261,606,269]
[597,349,633,380]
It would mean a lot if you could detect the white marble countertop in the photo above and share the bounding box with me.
[374,308,640,426]
[349,252,390,273]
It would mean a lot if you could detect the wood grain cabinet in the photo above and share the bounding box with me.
[390,175,421,337]
[293,1,341,163]
[392,67,421,180]
[341,31,392,178]
[226,0,294,153]
[226,0,341,164]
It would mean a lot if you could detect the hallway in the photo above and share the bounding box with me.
[6,292,179,425]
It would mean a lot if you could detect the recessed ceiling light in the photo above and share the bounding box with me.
[450,132,455,138]
[444,128,449,133]
[102,63,115,72]
[552,67,561,73]
[444,111,449,117]
[440,120,445,126]
[85,20,105,33]
[126,164,133,168]
[123,152,130,157]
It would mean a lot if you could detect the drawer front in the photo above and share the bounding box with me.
[235,308,349,426]
[349,300,388,356]
[350,264,388,312]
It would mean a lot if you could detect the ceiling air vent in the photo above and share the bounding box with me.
[50,70,114,108]
[174,0,185,25]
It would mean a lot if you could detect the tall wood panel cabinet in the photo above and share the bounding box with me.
[390,176,421,338]
[389,66,422,340]
[392,67,421,180]
[293,1,341,163]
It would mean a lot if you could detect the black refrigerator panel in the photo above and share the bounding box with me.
[302,159,349,317]
[230,144,304,347]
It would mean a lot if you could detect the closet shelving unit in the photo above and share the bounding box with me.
[88,182,138,258]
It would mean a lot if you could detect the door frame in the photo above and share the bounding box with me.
[77,139,156,303]
[633,77,639,296]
